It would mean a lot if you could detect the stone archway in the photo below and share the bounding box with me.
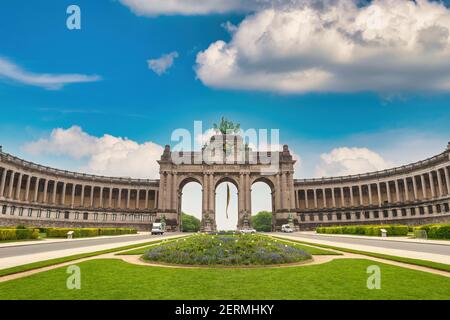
[156,135,296,232]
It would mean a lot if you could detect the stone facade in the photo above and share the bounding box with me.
[1,139,450,231]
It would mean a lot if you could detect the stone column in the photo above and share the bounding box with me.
[126,189,131,209]
[90,186,95,207]
[412,176,418,200]
[420,174,427,199]
[100,187,104,208]
[15,173,22,200]
[7,171,15,199]
[275,174,281,210]
[80,185,85,207]
[305,189,309,209]
[288,173,295,210]
[395,180,400,202]
[33,178,40,202]
[377,183,382,206]
[24,175,31,201]
[61,183,66,205]
[145,190,149,209]
[429,172,436,198]
[437,170,444,197]
[368,184,373,205]
[350,187,354,207]
[158,173,165,210]
[239,173,244,213]
[52,181,58,204]
[444,167,450,195]
[166,173,172,210]
[172,173,178,210]
[313,189,318,208]
[281,172,287,209]
[43,179,48,203]
[71,184,76,208]
[403,178,409,201]
[203,173,208,213]
[386,181,391,203]
[331,188,336,207]
[358,185,363,205]
[117,188,122,209]
[247,173,252,214]
[323,189,327,208]
[109,188,113,208]
[0,169,7,198]
[136,189,140,209]
[209,173,214,213]
[340,187,345,207]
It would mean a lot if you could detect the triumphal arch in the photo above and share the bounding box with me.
[157,133,296,231]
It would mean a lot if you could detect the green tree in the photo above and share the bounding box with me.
[181,213,201,232]
[251,211,272,232]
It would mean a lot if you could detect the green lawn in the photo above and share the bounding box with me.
[272,236,450,272]
[1,258,449,300]
[0,238,183,277]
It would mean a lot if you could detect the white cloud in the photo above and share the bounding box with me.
[120,0,265,16]
[0,57,101,90]
[23,126,164,179]
[315,147,394,177]
[196,0,450,93]
[147,51,179,75]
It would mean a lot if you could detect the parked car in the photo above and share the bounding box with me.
[151,222,165,235]
[240,228,257,234]
[281,224,294,233]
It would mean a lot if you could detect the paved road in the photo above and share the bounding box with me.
[276,233,450,256]
[0,233,178,259]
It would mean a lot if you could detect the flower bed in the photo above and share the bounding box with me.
[142,234,312,266]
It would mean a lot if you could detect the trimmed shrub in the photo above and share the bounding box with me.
[316,225,408,237]
[45,227,137,238]
[0,228,39,241]
[416,223,450,239]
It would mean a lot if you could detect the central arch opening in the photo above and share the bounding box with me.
[251,180,274,232]
[180,179,202,232]
[215,180,238,231]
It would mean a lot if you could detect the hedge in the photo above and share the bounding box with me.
[0,228,40,241]
[316,225,409,236]
[43,227,137,238]
[415,223,450,240]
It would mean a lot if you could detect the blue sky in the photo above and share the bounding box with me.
[1,0,450,228]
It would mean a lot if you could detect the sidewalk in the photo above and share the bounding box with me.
[0,232,152,248]
[276,233,450,265]
[298,231,450,246]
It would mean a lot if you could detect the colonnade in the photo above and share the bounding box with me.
[0,167,158,211]
[296,166,450,210]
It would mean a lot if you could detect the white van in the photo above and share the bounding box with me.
[281,224,293,233]
[151,222,165,235]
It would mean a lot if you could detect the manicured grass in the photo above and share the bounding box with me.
[0,237,184,277]
[273,236,450,273]
[270,237,340,255]
[0,258,449,299]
